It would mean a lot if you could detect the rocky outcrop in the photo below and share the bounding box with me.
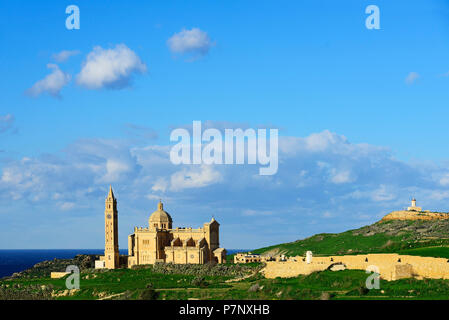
[381,210,449,222]
[4,254,98,280]
[0,282,54,300]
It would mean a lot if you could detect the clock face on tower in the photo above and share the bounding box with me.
[107,214,112,219]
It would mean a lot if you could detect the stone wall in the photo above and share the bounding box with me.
[262,254,449,281]
[50,272,70,279]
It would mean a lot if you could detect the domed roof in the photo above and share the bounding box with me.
[149,201,173,223]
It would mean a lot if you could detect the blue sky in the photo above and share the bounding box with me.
[2,0,449,249]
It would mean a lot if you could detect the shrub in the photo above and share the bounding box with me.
[150,262,260,278]
[191,276,208,287]
[0,286,53,300]
[139,288,158,300]
[357,286,369,295]
[146,283,154,289]
[248,283,261,292]
[319,292,332,300]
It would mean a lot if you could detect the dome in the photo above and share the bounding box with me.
[149,201,173,224]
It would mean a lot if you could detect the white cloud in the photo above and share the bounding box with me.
[152,178,169,192]
[4,128,449,248]
[0,138,141,204]
[279,130,386,157]
[439,173,449,186]
[347,185,396,202]
[0,114,15,134]
[242,209,273,216]
[104,159,132,183]
[124,123,158,140]
[59,202,75,211]
[370,185,397,201]
[52,50,81,62]
[330,169,354,184]
[67,138,142,184]
[170,165,222,191]
[405,72,419,85]
[305,130,345,152]
[76,44,147,89]
[26,64,71,98]
[322,211,334,218]
[167,28,213,59]
[427,190,449,201]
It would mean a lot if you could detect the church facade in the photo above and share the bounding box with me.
[97,186,227,269]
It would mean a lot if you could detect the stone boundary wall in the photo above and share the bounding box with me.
[262,254,449,281]
[50,272,70,279]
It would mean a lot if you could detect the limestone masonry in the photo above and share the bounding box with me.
[234,252,274,263]
[96,186,226,269]
[381,198,449,221]
[262,253,449,281]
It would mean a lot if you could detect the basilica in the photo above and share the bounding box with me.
[97,186,227,269]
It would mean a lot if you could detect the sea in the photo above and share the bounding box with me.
[0,249,247,278]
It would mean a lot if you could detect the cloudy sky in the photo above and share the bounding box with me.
[2,0,449,249]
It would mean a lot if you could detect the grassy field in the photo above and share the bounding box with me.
[252,231,403,256]
[0,263,261,300]
[4,265,449,300]
[398,246,449,259]
[5,219,449,300]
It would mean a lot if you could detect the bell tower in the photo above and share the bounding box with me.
[104,185,119,269]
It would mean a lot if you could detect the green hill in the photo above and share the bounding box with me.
[252,219,449,258]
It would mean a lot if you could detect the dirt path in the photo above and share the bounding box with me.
[225,270,260,283]
[97,292,126,300]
